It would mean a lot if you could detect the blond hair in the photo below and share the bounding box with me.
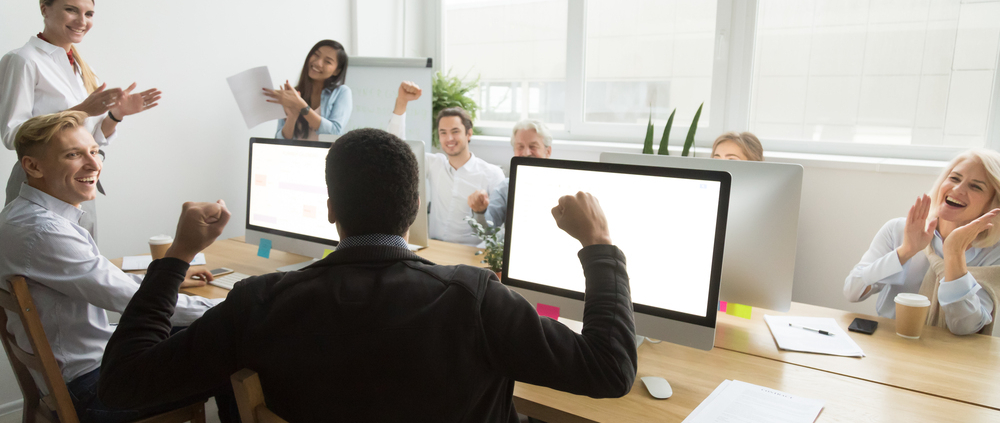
[711,132,764,161]
[928,149,1000,248]
[14,111,88,159]
[41,0,98,93]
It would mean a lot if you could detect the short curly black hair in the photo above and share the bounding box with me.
[325,128,419,237]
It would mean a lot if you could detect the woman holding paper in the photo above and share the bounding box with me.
[844,149,1000,335]
[264,40,352,140]
[0,0,162,240]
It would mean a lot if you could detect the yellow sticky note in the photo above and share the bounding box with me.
[322,249,335,258]
[726,303,752,319]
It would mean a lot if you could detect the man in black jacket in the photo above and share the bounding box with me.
[99,128,637,422]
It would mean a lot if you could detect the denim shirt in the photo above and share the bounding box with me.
[275,84,353,139]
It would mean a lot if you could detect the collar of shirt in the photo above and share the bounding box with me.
[18,183,84,225]
[932,229,981,261]
[34,33,75,68]
[448,152,482,174]
[335,234,409,251]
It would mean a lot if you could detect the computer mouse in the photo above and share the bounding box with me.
[641,376,672,399]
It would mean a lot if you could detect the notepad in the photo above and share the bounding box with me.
[121,253,206,271]
[683,380,824,423]
[764,315,865,357]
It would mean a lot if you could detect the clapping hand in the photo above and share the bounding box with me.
[165,200,231,264]
[897,194,938,264]
[73,83,123,116]
[263,80,307,116]
[551,192,612,247]
[943,208,1000,255]
[109,83,162,118]
[468,190,490,213]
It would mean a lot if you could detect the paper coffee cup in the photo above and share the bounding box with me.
[894,293,931,339]
[149,235,173,260]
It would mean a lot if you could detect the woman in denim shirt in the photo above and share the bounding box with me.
[265,40,352,140]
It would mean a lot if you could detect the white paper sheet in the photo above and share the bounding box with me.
[683,380,824,423]
[764,315,866,357]
[121,253,206,271]
[226,66,285,129]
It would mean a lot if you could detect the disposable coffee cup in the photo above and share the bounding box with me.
[894,293,931,339]
[149,235,173,260]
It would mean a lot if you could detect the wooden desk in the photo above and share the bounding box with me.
[111,236,488,300]
[514,341,1000,423]
[715,302,1000,411]
[113,238,1000,422]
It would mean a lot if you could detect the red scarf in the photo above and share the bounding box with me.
[36,32,76,69]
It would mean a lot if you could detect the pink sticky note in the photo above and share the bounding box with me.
[537,303,560,320]
[719,301,728,312]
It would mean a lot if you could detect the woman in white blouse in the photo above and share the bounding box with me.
[845,149,1000,335]
[0,0,161,240]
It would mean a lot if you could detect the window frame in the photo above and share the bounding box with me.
[436,0,1000,161]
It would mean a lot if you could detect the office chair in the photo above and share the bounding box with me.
[230,369,288,423]
[0,276,206,423]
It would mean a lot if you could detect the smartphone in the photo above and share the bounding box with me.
[209,267,234,277]
[848,317,878,335]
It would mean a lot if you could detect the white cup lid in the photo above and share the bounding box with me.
[894,293,930,307]
[148,234,173,245]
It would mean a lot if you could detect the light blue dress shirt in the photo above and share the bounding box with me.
[0,184,221,386]
[844,217,997,335]
[275,85,353,139]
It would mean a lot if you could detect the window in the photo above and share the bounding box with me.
[438,0,1000,158]
[443,0,568,128]
[584,0,716,126]
[750,0,1000,149]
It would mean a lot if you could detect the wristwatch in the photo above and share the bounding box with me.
[299,106,310,117]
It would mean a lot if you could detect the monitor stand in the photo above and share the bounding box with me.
[276,258,320,272]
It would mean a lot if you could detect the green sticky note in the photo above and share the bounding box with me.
[726,303,752,319]
[322,249,335,258]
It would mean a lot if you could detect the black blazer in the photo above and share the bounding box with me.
[100,244,637,422]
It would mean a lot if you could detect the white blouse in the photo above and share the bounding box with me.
[0,36,116,150]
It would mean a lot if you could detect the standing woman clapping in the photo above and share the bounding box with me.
[0,0,162,240]
[265,40,352,140]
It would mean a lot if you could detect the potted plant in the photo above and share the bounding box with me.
[432,70,481,149]
[465,216,503,277]
[643,102,704,156]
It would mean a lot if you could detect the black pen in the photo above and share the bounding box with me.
[788,323,834,336]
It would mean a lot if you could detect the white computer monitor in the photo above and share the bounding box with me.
[245,137,428,271]
[600,153,803,312]
[502,157,731,351]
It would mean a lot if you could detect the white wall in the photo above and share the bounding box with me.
[0,0,353,409]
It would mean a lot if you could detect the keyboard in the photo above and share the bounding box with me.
[208,272,252,290]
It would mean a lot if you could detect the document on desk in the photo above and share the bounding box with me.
[121,253,206,271]
[226,66,285,129]
[763,315,865,357]
[683,380,824,423]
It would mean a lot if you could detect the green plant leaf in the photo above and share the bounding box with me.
[658,108,675,155]
[682,102,703,157]
[642,109,654,154]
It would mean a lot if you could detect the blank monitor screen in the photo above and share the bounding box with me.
[503,158,730,350]
[246,138,339,251]
[245,137,429,261]
[600,153,803,312]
